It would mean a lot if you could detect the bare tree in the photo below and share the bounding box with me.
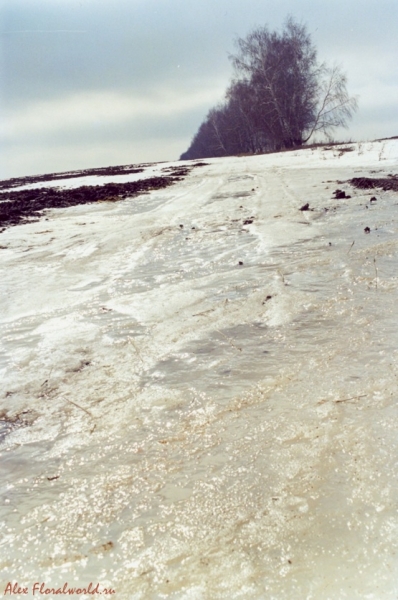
[302,64,358,142]
[180,17,357,160]
[230,17,357,148]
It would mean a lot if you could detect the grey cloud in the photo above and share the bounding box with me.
[2,0,233,106]
[7,0,395,105]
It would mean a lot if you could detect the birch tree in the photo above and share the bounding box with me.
[231,17,357,148]
[181,17,357,159]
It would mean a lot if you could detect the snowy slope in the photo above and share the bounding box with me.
[1,140,398,599]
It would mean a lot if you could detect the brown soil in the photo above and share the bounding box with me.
[0,163,208,230]
[0,164,149,191]
[0,177,176,229]
[349,175,398,192]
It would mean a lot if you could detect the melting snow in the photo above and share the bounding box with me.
[1,140,398,599]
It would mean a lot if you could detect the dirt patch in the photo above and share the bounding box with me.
[0,176,181,230]
[162,163,209,176]
[0,161,211,230]
[349,175,398,192]
[337,146,354,156]
[0,164,149,191]
[0,409,36,442]
[161,166,192,177]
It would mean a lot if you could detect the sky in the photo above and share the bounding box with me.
[1,0,397,178]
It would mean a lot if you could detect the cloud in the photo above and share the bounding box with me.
[3,86,225,140]
[1,0,233,107]
[3,136,188,178]
[1,0,397,177]
[1,84,225,177]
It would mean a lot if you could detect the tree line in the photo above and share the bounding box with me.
[180,18,357,160]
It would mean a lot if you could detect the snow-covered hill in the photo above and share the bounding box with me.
[1,140,398,598]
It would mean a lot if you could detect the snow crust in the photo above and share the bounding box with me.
[1,140,398,599]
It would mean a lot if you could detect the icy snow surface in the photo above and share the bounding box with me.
[1,141,398,599]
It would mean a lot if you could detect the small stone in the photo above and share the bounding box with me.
[364,227,371,233]
[333,189,346,199]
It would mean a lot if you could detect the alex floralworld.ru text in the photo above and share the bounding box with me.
[4,582,116,595]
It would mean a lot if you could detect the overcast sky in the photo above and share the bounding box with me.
[1,0,397,178]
